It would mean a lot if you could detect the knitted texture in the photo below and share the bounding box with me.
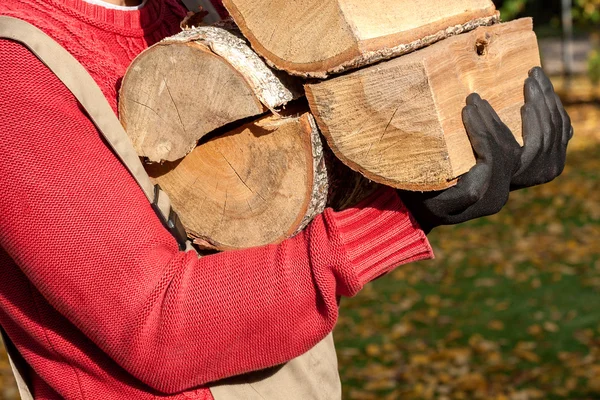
[0,0,188,112]
[0,1,433,399]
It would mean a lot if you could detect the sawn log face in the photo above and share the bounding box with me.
[119,26,300,163]
[145,111,327,251]
[120,41,264,163]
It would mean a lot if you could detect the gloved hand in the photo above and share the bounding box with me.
[399,67,573,233]
[399,93,522,233]
[510,67,573,190]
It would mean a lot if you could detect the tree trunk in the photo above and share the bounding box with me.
[305,19,540,191]
[119,26,300,163]
[221,0,499,78]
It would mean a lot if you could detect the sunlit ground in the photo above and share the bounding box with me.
[335,76,600,400]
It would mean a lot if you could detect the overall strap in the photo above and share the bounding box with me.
[0,14,190,399]
[0,17,159,212]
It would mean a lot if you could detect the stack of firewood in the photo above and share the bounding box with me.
[119,0,540,251]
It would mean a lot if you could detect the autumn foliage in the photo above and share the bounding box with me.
[334,76,600,400]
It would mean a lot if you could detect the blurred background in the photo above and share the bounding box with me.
[1,1,599,399]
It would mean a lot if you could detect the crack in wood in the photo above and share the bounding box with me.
[219,190,228,228]
[369,103,401,158]
[126,98,171,126]
[217,149,267,202]
[163,77,187,137]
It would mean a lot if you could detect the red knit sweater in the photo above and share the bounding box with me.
[0,0,433,399]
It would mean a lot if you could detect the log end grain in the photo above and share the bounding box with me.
[145,111,326,251]
[119,41,265,163]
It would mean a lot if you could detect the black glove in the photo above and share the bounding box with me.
[399,93,522,233]
[510,67,573,190]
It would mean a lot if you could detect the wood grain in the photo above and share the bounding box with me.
[306,19,541,191]
[145,111,328,251]
[222,0,499,77]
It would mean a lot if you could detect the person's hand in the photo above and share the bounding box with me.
[510,67,573,190]
[399,94,522,233]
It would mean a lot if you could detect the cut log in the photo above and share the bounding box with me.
[222,0,500,77]
[305,19,541,192]
[119,26,300,163]
[145,111,328,251]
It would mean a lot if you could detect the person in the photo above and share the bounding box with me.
[0,0,572,398]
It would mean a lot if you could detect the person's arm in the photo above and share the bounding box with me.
[0,40,432,393]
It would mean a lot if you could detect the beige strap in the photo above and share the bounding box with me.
[0,16,171,219]
[0,15,177,400]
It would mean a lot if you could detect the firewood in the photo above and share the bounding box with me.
[145,108,377,251]
[145,110,327,251]
[221,0,499,78]
[119,26,300,163]
[305,19,541,192]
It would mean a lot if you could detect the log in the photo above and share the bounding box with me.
[305,19,541,192]
[145,110,329,251]
[221,0,500,78]
[119,26,300,163]
[145,109,376,251]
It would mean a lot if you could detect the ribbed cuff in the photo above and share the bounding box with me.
[328,187,434,289]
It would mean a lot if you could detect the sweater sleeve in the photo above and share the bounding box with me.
[0,41,433,393]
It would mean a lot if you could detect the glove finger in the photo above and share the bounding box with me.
[467,93,503,126]
[462,104,493,164]
[517,103,544,174]
[530,67,562,131]
[525,78,554,153]
[530,68,567,155]
[524,75,544,104]
[469,94,517,146]
[553,93,574,145]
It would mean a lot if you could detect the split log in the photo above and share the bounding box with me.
[221,0,499,78]
[145,111,328,251]
[305,19,541,192]
[119,26,300,163]
[146,109,377,251]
